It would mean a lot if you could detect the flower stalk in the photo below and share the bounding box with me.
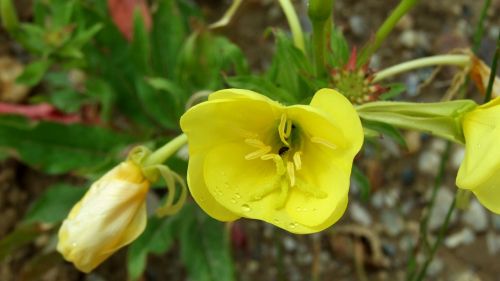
[143,133,188,167]
[358,0,420,67]
[278,0,305,53]
[372,54,471,83]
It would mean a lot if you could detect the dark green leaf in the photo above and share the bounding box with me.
[352,165,371,202]
[226,75,295,103]
[24,184,87,224]
[328,27,350,67]
[180,207,235,281]
[16,60,51,86]
[130,9,152,74]
[0,116,135,174]
[127,216,176,280]
[379,83,406,100]
[362,119,407,148]
[0,224,43,262]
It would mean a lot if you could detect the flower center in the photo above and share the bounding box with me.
[243,113,331,209]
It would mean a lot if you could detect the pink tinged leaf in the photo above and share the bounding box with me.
[0,102,82,124]
[107,0,152,41]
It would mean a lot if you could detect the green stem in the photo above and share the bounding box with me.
[277,0,305,53]
[312,20,327,77]
[143,134,188,166]
[358,0,419,67]
[472,0,491,53]
[484,31,499,103]
[414,195,456,281]
[373,54,471,82]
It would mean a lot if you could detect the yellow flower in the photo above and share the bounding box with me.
[180,88,363,234]
[457,97,500,214]
[57,161,149,273]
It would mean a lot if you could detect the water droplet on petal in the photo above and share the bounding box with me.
[241,204,251,212]
[231,199,237,204]
[289,222,297,229]
[71,242,78,248]
[235,193,241,199]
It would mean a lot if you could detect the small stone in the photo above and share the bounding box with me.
[444,228,475,248]
[492,214,500,231]
[399,30,419,48]
[452,270,481,281]
[382,241,397,257]
[282,236,297,252]
[450,146,465,170]
[349,15,366,37]
[486,231,500,256]
[380,209,404,236]
[430,139,447,153]
[384,188,400,208]
[404,131,421,154]
[428,188,458,231]
[462,199,488,232]
[418,150,441,176]
[426,257,444,277]
[405,74,420,97]
[370,191,384,209]
[349,201,372,226]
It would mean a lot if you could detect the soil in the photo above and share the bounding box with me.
[1,0,500,280]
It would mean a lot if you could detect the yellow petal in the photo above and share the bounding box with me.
[308,88,364,153]
[180,98,282,155]
[457,97,500,213]
[208,88,280,105]
[187,153,240,221]
[57,161,149,273]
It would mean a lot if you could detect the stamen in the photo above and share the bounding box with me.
[311,137,337,150]
[287,161,296,187]
[244,146,272,160]
[275,179,290,209]
[278,114,290,147]
[293,151,302,170]
[261,154,286,175]
[245,138,266,148]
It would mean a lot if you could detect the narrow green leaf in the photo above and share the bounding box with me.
[379,83,406,100]
[127,216,176,280]
[180,208,235,281]
[352,165,371,202]
[24,184,87,224]
[16,60,51,86]
[362,119,407,148]
[0,224,43,261]
[0,116,135,174]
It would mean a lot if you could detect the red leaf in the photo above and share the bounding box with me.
[0,102,82,124]
[108,0,152,41]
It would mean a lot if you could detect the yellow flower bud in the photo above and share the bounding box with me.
[57,161,149,273]
[456,97,500,214]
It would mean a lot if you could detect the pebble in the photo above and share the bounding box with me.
[450,146,465,170]
[405,74,420,97]
[430,139,447,153]
[451,271,481,281]
[427,257,444,277]
[349,201,372,226]
[486,231,500,256]
[404,131,421,154]
[371,191,384,209]
[428,188,458,231]
[282,236,297,252]
[380,209,404,237]
[492,214,500,231]
[349,15,366,37]
[418,150,441,176]
[398,30,430,50]
[444,228,475,248]
[462,199,488,232]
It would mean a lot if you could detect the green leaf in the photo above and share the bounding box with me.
[85,77,116,122]
[180,207,235,281]
[0,116,135,174]
[328,27,350,67]
[267,31,317,102]
[226,75,295,103]
[16,60,51,86]
[352,165,371,202]
[379,83,406,100]
[0,224,43,262]
[136,78,178,130]
[127,216,176,280]
[130,9,152,74]
[362,119,407,148]
[24,184,87,224]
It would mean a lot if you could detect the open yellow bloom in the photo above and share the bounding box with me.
[180,88,363,234]
[457,97,500,214]
[57,161,149,272]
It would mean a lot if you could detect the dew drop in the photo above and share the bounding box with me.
[71,242,78,248]
[289,222,297,229]
[231,199,237,204]
[241,204,251,212]
[295,207,302,212]
[235,193,241,199]
[273,218,280,224]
